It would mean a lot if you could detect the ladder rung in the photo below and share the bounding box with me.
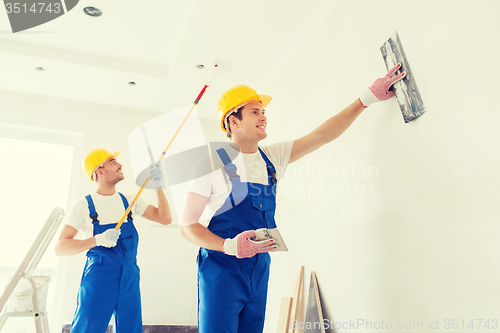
[0,311,47,318]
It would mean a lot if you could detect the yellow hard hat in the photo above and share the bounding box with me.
[217,85,272,132]
[82,148,120,181]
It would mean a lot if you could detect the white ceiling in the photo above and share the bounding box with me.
[0,0,335,119]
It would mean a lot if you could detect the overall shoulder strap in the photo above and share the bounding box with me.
[118,192,133,223]
[216,148,241,184]
[258,148,277,185]
[85,194,99,224]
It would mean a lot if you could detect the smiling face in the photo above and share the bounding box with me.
[95,157,124,185]
[228,101,268,143]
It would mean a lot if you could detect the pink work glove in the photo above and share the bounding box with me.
[358,63,406,108]
[223,230,276,259]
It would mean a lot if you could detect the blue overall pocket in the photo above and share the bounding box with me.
[251,195,277,229]
[121,237,138,258]
[251,195,275,212]
[197,248,210,273]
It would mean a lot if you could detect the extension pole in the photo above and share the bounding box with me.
[115,84,209,230]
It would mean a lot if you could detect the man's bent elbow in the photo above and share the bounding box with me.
[54,242,66,257]
[160,216,172,225]
[179,225,192,240]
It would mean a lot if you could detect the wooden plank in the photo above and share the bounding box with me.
[289,266,304,333]
[304,271,326,333]
[277,296,293,333]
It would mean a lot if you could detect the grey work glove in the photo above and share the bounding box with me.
[149,162,166,189]
[95,229,121,248]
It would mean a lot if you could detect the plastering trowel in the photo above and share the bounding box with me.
[381,32,426,123]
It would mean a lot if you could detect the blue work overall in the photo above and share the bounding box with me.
[197,148,278,333]
[71,193,142,333]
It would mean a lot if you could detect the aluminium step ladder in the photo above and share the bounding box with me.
[0,207,65,333]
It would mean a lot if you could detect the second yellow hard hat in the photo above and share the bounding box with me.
[82,148,120,181]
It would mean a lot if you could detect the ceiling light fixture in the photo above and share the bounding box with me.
[196,64,205,69]
[35,67,44,71]
[83,6,102,17]
[128,82,136,86]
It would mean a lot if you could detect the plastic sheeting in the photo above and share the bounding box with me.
[128,106,241,217]
[128,105,206,180]
[128,105,206,215]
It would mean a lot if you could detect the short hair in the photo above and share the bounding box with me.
[93,164,104,182]
[226,106,244,138]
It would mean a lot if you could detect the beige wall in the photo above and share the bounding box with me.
[262,1,500,332]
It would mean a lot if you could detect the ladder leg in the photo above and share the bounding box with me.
[41,314,49,333]
[33,314,43,333]
[0,316,8,331]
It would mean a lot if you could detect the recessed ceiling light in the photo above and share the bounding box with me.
[35,67,44,71]
[128,82,136,86]
[83,6,102,17]
[196,64,205,69]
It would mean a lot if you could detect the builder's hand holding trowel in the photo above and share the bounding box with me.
[223,230,277,259]
[358,63,406,108]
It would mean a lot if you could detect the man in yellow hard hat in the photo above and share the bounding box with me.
[55,148,172,333]
[179,64,406,333]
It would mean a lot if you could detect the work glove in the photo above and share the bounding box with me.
[149,162,166,189]
[358,63,406,108]
[95,229,121,248]
[223,230,277,259]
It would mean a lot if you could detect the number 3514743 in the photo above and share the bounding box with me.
[5,2,62,14]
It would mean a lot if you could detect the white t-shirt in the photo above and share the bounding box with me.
[64,192,150,239]
[186,141,294,222]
